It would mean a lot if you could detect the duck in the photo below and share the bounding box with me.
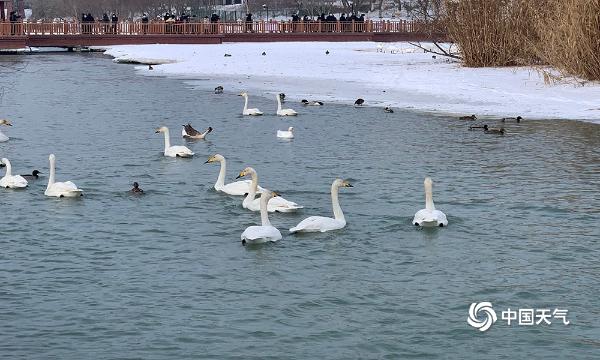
[21,170,42,179]
[241,190,282,245]
[502,116,522,122]
[238,92,263,116]
[45,154,83,197]
[459,114,477,120]
[384,106,394,113]
[262,51,267,56]
[0,119,12,142]
[130,182,144,194]
[468,124,487,130]
[325,50,330,55]
[276,93,297,116]
[289,179,353,233]
[413,177,447,227]
[155,126,194,157]
[301,99,323,106]
[148,64,154,70]
[354,98,365,106]
[237,167,302,212]
[182,123,213,139]
[205,154,266,196]
[214,85,224,94]
[483,124,506,135]
[0,158,28,189]
[277,127,294,139]
[224,53,232,57]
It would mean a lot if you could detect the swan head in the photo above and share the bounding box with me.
[288,127,294,132]
[334,178,353,188]
[424,177,433,187]
[49,154,56,162]
[205,154,224,163]
[236,167,255,179]
[0,158,7,166]
[0,119,12,126]
[155,126,168,134]
[238,92,248,97]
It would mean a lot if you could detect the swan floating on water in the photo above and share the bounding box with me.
[0,119,12,142]
[205,154,265,196]
[276,93,298,116]
[45,154,83,197]
[21,170,42,179]
[289,179,352,233]
[239,92,263,116]
[237,167,302,212]
[0,158,28,189]
[277,127,294,139]
[155,126,194,157]
[413,177,447,227]
[241,190,283,245]
[182,123,212,139]
[354,98,365,106]
[459,114,477,120]
[301,99,323,106]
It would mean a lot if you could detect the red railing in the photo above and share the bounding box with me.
[0,20,431,36]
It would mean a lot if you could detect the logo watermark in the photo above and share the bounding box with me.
[467,302,570,332]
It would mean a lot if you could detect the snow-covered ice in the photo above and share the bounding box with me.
[104,42,600,123]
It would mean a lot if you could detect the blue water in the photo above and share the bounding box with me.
[0,52,599,359]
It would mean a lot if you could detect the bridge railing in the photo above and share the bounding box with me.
[0,20,435,36]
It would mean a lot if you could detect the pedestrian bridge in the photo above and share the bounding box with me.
[0,20,446,49]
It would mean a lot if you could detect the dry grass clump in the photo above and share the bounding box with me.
[445,0,540,67]
[532,0,600,81]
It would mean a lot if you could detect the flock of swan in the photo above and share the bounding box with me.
[1,90,448,245]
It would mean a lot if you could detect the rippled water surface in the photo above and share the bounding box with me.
[1,53,599,359]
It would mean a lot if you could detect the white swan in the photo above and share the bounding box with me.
[155,126,194,157]
[45,154,83,197]
[239,92,263,116]
[182,123,212,139]
[241,190,282,245]
[277,127,294,139]
[0,119,12,142]
[0,158,28,189]
[289,179,352,233]
[276,93,298,116]
[237,167,302,212]
[413,177,448,227]
[205,154,266,195]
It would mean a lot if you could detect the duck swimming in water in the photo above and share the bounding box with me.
[182,123,213,139]
[468,124,487,130]
[384,107,394,113]
[148,64,154,70]
[459,114,477,120]
[21,170,42,179]
[354,98,365,106]
[130,182,144,194]
[483,125,506,135]
[502,116,522,122]
[214,86,224,94]
[301,99,324,106]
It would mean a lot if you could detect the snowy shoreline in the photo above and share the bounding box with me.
[103,42,600,123]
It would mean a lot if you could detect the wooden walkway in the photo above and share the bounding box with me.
[0,20,446,49]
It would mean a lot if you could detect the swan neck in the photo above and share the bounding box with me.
[260,194,271,226]
[163,129,171,151]
[243,170,258,206]
[216,158,226,187]
[48,157,56,186]
[243,96,248,112]
[3,160,11,176]
[276,95,282,111]
[331,183,344,221]
[425,182,435,211]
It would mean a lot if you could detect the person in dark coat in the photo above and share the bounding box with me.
[111,13,118,34]
[245,13,253,33]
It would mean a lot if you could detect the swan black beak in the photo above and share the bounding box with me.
[7,123,12,126]
[235,174,243,179]
[204,160,210,164]
[346,184,354,187]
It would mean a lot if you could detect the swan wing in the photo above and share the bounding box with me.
[168,145,194,157]
[413,209,448,227]
[267,195,302,212]
[290,216,345,233]
[241,225,282,243]
[0,131,8,142]
[0,175,28,188]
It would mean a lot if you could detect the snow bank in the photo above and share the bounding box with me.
[104,42,600,122]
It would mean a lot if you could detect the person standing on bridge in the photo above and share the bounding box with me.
[111,13,118,34]
[142,13,149,34]
[245,13,253,33]
[102,13,110,34]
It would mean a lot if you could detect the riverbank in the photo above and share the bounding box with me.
[104,42,600,123]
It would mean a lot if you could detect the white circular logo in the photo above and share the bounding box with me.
[467,302,497,332]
